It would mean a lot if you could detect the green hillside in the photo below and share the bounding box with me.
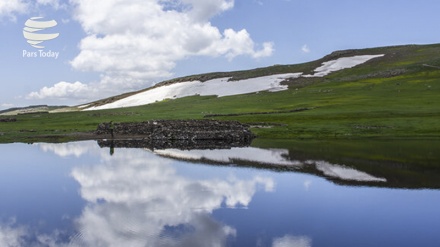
[1,43,439,143]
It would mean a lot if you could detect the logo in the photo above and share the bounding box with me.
[23,17,59,49]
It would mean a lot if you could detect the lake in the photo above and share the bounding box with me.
[1,139,439,247]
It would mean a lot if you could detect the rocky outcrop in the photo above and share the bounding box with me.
[95,119,255,142]
[0,118,17,122]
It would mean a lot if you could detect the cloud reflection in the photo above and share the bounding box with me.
[53,144,271,247]
[272,234,312,247]
[4,142,274,246]
[0,219,27,247]
[35,142,99,157]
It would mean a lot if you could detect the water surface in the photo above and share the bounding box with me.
[0,140,439,247]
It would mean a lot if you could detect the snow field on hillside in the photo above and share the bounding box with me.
[85,54,384,110]
[303,54,385,77]
[86,73,302,110]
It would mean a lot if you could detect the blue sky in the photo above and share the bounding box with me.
[1,0,440,110]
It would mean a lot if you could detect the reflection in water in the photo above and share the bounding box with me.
[155,147,302,166]
[272,235,312,247]
[70,148,273,246]
[37,142,94,157]
[307,160,386,182]
[0,219,26,247]
[2,140,439,247]
[0,141,273,247]
[154,148,386,183]
[97,138,253,153]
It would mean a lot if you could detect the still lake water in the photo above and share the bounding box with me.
[1,140,439,247]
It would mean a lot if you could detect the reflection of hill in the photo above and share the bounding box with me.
[253,139,440,189]
[153,148,388,187]
[96,139,440,189]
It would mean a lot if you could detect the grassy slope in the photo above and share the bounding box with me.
[1,43,440,143]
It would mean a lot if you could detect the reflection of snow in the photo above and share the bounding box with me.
[272,235,312,247]
[303,55,384,77]
[68,148,274,246]
[86,73,302,110]
[154,147,302,166]
[157,147,386,183]
[310,160,386,182]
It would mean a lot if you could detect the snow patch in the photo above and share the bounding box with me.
[77,104,90,109]
[303,54,384,77]
[84,54,384,110]
[85,73,302,110]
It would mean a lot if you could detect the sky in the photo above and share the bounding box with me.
[1,0,440,110]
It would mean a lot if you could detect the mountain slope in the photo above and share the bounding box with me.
[84,55,384,111]
[80,43,440,111]
[1,43,439,142]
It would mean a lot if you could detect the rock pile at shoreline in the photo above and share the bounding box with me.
[95,119,255,143]
[97,138,252,150]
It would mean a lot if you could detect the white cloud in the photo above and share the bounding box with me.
[53,0,274,101]
[301,44,310,53]
[272,235,312,247]
[26,81,91,100]
[0,0,65,21]
[181,0,234,22]
[0,0,28,20]
[36,0,63,9]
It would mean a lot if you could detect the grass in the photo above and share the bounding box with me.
[1,43,440,143]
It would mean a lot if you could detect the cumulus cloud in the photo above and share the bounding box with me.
[36,0,65,10]
[26,81,91,100]
[45,0,274,101]
[0,0,65,20]
[0,0,28,20]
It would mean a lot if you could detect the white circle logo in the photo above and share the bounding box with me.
[23,17,59,49]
